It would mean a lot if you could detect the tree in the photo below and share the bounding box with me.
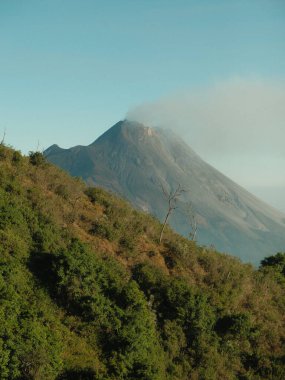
[186,202,198,241]
[0,128,6,145]
[29,151,46,166]
[260,252,285,273]
[260,252,285,281]
[159,183,185,244]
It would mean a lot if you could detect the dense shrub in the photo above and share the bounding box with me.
[0,146,284,379]
[260,252,285,276]
[0,145,7,160]
[12,150,22,164]
[89,220,118,241]
[41,239,165,379]
[55,184,69,200]
[29,151,46,166]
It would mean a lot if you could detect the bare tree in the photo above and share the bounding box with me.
[159,183,186,244]
[186,202,198,241]
[1,128,6,145]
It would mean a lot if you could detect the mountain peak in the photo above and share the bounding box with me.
[92,119,158,146]
[114,119,159,136]
[44,144,63,156]
[45,120,285,264]
[122,119,158,139]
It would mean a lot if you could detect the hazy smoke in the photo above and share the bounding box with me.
[127,78,285,188]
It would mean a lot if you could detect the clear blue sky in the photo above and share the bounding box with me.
[1,0,284,151]
[1,0,285,210]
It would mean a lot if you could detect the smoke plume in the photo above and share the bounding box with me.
[127,78,285,188]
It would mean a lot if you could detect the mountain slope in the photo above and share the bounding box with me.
[45,120,285,264]
[1,144,285,379]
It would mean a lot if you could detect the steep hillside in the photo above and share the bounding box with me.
[45,120,285,264]
[0,144,285,379]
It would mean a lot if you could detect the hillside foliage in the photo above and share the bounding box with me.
[0,144,284,379]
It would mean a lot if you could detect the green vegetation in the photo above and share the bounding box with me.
[0,145,284,379]
[260,252,285,282]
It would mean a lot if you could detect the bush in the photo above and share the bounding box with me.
[41,239,166,379]
[55,184,69,200]
[29,151,46,166]
[260,252,285,276]
[56,368,98,380]
[89,221,118,241]
[12,150,22,164]
[215,313,252,337]
[85,187,98,203]
[0,145,7,160]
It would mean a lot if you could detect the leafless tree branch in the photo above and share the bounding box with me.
[159,183,186,244]
[1,128,6,145]
[186,202,198,241]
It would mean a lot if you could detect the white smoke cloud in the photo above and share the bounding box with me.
[127,78,285,189]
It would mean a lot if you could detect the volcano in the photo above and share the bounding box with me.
[44,120,285,264]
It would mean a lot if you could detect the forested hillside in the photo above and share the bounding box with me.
[0,144,284,380]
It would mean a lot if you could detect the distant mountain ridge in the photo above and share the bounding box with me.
[44,120,285,264]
